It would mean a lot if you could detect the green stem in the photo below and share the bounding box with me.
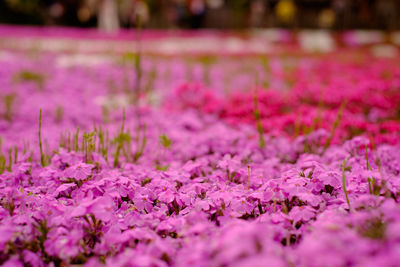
[253,75,265,149]
[7,148,12,172]
[365,145,371,170]
[342,157,351,211]
[134,124,147,163]
[13,146,18,164]
[135,14,142,103]
[365,145,377,195]
[367,178,373,195]
[0,155,5,174]
[324,100,346,150]
[38,109,46,167]
[310,88,325,132]
[114,109,126,167]
[74,127,80,152]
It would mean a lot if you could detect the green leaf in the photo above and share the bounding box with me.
[159,134,172,149]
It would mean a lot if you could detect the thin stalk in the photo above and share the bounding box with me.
[7,148,12,172]
[114,109,126,167]
[13,146,18,164]
[134,124,147,163]
[367,178,373,195]
[365,145,377,195]
[67,131,71,152]
[0,155,5,174]
[310,87,325,132]
[342,157,351,211]
[38,109,46,167]
[324,100,346,150]
[73,127,80,152]
[247,166,251,187]
[134,14,142,103]
[253,74,265,149]
[365,145,372,170]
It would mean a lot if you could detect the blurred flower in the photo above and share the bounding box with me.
[64,163,93,181]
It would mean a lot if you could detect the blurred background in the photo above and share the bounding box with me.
[1,0,399,31]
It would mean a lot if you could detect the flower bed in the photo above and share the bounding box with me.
[0,31,400,267]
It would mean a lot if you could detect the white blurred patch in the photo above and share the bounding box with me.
[253,28,289,43]
[207,0,224,9]
[56,54,112,67]
[299,31,335,53]
[95,94,131,108]
[371,44,398,58]
[152,37,270,55]
[225,37,243,53]
[153,37,218,55]
[391,32,400,46]
[344,31,385,46]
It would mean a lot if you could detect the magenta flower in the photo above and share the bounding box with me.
[1,33,400,267]
[53,182,76,197]
[64,163,93,181]
[22,250,44,267]
[289,206,316,224]
[0,224,15,251]
[44,228,83,261]
[158,189,176,204]
[2,257,23,267]
[217,154,241,172]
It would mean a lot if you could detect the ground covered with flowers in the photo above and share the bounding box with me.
[1,30,400,267]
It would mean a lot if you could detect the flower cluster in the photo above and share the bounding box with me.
[169,56,400,145]
[0,37,400,267]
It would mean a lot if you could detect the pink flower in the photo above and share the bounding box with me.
[2,256,23,267]
[217,154,241,172]
[0,224,15,251]
[64,163,93,181]
[22,250,44,267]
[289,206,316,224]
